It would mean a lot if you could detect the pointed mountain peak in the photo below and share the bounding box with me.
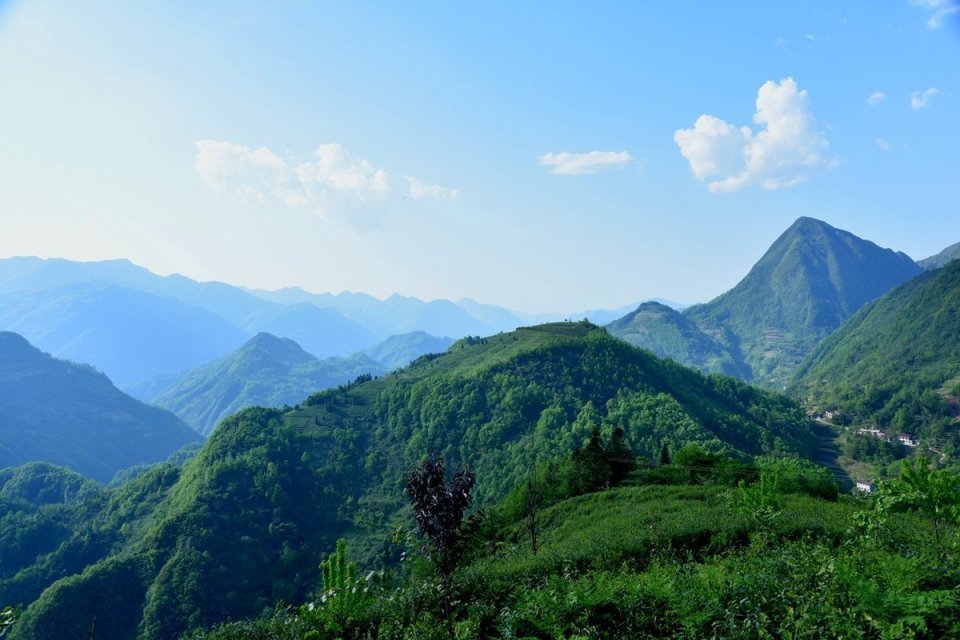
[686,217,923,386]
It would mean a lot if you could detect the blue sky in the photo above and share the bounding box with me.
[0,1,957,312]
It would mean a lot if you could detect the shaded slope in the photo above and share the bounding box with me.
[792,259,960,446]
[155,333,386,435]
[0,332,203,482]
[685,217,922,386]
[607,302,749,377]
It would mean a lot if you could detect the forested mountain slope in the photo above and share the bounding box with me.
[0,332,204,482]
[155,333,386,435]
[683,217,922,386]
[793,259,960,451]
[7,323,819,640]
[607,301,749,378]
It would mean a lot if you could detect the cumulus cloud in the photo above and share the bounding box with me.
[866,91,887,107]
[296,143,389,200]
[195,140,457,218]
[195,140,306,206]
[405,176,459,199]
[674,77,834,193]
[911,0,960,29]
[910,87,940,110]
[538,150,633,175]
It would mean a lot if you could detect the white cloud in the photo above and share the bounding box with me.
[405,176,459,199]
[911,0,960,29]
[538,150,633,175]
[866,91,887,107]
[195,140,458,219]
[910,87,940,110]
[296,143,389,199]
[674,77,834,193]
[194,140,306,206]
[876,137,891,151]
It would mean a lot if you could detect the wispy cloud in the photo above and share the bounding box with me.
[910,87,940,110]
[195,140,458,217]
[538,150,633,175]
[911,0,960,29]
[674,77,834,193]
[866,91,887,107]
[405,176,459,199]
[876,137,891,151]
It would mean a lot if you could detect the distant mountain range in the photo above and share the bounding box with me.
[0,284,250,387]
[0,256,654,387]
[0,332,202,482]
[609,217,925,387]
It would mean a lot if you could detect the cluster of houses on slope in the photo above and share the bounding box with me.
[855,427,919,448]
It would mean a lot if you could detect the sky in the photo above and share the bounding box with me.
[0,1,958,313]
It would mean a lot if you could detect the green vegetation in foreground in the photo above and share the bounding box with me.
[188,458,960,640]
[793,259,960,460]
[4,322,822,640]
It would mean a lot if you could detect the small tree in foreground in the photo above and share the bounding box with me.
[405,454,483,586]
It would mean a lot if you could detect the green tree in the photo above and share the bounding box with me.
[569,429,611,495]
[606,427,636,485]
[881,457,960,559]
[659,442,671,465]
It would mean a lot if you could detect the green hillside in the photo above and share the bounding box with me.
[607,301,750,377]
[190,477,957,640]
[0,332,204,482]
[155,333,386,435]
[919,240,960,271]
[685,217,922,387]
[363,330,454,370]
[793,259,960,454]
[6,322,819,640]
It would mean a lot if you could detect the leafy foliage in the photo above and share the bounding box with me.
[406,455,483,585]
